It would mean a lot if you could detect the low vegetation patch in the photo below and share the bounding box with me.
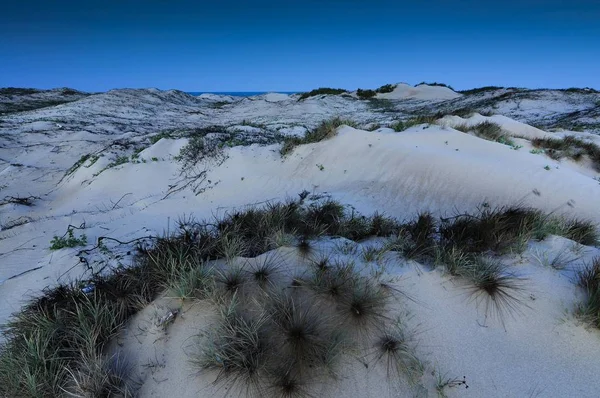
[531,135,600,171]
[356,89,377,99]
[391,115,440,132]
[298,87,347,100]
[453,121,519,148]
[1,194,598,396]
[578,257,600,328]
[376,84,396,94]
[280,117,357,156]
[50,226,88,250]
[457,86,505,95]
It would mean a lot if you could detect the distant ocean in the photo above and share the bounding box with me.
[186,92,298,97]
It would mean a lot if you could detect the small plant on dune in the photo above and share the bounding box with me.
[435,371,469,398]
[577,257,600,328]
[296,237,313,259]
[298,87,347,100]
[456,121,516,147]
[305,259,357,299]
[265,365,312,398]
[531,135,600,172]
[50,226,87,250]
[361,245,382,263]
[64,153,91,178]
[65,352,136,397]
[530,246,580,271]
[356,89,377,99]
[247,252,284,287]
[400,212,437,260]
[167,260,214,300]
[280,117,355,156]
[215,266,248,297]
[460,256,529,327]
[219,233,248,261]
[433,245,473,275]
[267,291,336,369]
[561,218,598,246]
[440,205,544,255]
[391,115,440,132]
[369,319,423,383]
[337,277,391,337]
[194,299,270,396]
[368,212,402,237]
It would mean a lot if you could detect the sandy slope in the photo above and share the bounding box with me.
[112,239,600,398]
[1,86,600,396]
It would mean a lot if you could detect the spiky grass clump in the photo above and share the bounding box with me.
[215,266,248,297]
[337,278,391,337]
[267,291,337,369]
[247,251,284,287]
[195,300,270,396]
[370,321,423,383]
[368,212,402,237]
[305,260,358,299]
[460,257,528,326]
[65,352,135,397]
[440,205,543,255]
[0,287,130,397]
[577,257,600,328]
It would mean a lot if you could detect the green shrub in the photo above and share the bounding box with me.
[458,86,505,95]
[376,84,396,94]
[298,88,347,100]
[356,89,377,99]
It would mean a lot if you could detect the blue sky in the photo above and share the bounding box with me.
[1,0,598,91]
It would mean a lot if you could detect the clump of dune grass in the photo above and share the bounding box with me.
[194,299,271,396]
[439,205,545,255]
[65,352,136,397]
[369,320,423,382]
[3,193,598,395]
[280,117,356,156]
[391,115,440,132]
[0,285,133,397]
[454,121,517,147]
[338,277,391,338]
[298,87,347,100]
[531,135,600,171]
[460,256,528,327]
[577,257,600,328]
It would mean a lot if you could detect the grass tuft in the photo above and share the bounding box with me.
[577,257,600,328]
[280,117,356,156]
[460,257,528,327]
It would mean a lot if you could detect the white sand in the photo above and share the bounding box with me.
[1,89,600,396]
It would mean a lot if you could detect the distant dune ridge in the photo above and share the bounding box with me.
[1,83,600,397]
